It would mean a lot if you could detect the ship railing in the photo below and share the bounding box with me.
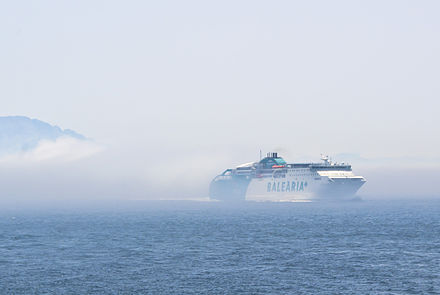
[310,165,351,171]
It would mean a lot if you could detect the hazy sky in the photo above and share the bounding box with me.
[1,1,439,200]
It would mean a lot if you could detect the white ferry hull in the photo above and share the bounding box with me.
[209,153,366,202]
[245,176,365,202]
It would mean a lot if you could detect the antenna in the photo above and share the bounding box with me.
[321,154,330,165]
[259,149,262,161]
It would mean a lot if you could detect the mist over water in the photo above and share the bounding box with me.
[1,149,439,205]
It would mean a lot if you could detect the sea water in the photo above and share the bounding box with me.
[0,200,439,294]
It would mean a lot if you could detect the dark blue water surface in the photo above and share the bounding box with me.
[1,200,439,294]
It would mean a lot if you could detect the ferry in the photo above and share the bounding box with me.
[209,152,366,201]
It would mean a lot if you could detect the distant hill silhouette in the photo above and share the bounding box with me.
[0,116,86,155]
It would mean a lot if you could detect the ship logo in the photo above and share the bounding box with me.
[267,181,308,192]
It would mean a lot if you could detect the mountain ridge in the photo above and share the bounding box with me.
[0,116,86,155]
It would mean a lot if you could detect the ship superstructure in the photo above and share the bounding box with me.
[209,152,366,201]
